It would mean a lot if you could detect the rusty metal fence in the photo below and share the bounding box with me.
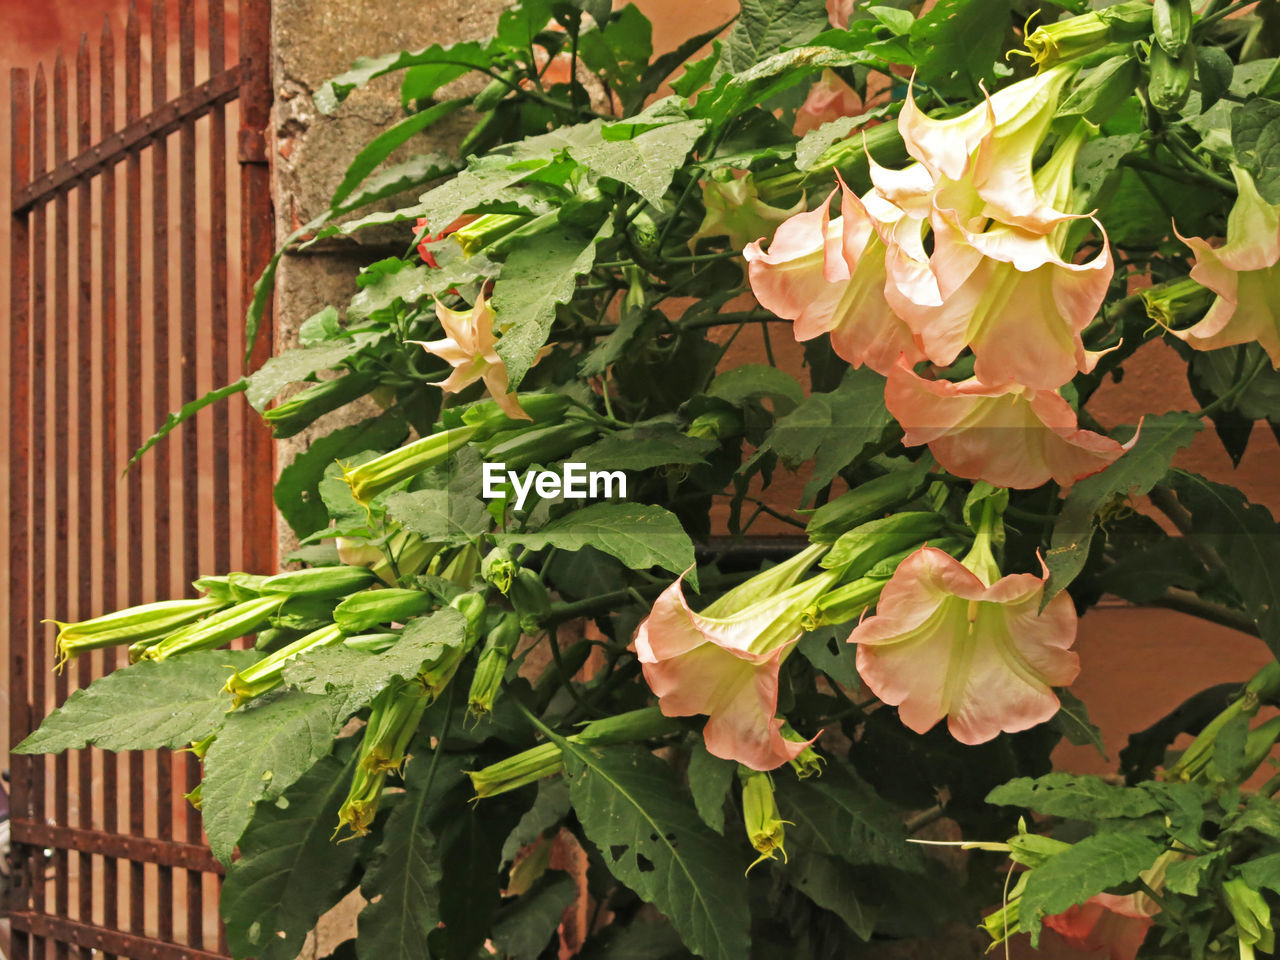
[7,1,275,956]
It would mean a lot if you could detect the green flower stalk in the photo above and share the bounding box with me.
[50,595,227,670]
[467,611,521,721]
[1023,1,1152,67]
[224,623,345,707]
[141,595,286,662]
[740,767,790,871]
[337,680,430,836]
[342,425,477,507]
[467,707,682,798]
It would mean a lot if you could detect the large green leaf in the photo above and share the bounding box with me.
[578,426,715,473]
[491,875,577,960]
[126,379,249,469]
[1044,411,1203,600]
[382,448,490,545]
[222,744,365,960]
[686,740,734,835]
[497,502,695,578]
[909,0,1013,98]
[314,40,493,113]
[986,773,1161,820]
[202,690,343,864]
[1169,469,1280,654]
[721,0,828,73]
[14,651,258,755]
[554,118,708,207]
[284,608,467,720]
[784,850,877,941]
[246,333,384,412]
[558,741,751,960]
[775,765,918,870]
[492,221,614,389]
[1019,832,1165,944]
[1232,97,1280,204]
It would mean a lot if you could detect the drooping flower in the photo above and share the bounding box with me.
[848,517,1081,744]
[1044,893,1157,960]
[744,183,926,374]
[885,358,1135,490]
[1170,166,1280,364]
[410,293,532,420]
[794,69,865,136]
[692,172,806,251]
[633,546,836,770]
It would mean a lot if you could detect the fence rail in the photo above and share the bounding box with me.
[7,2,274,957]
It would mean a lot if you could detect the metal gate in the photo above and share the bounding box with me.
[7,1,274,956]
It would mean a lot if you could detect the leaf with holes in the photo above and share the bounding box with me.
[14,650,258,755]
[557,740,750,960]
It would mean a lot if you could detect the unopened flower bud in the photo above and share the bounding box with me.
[342,425,477,507]
[50,595,227,670]
[739,767,789,871]
[482,547,517,595]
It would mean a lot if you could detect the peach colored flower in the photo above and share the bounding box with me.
[885,358,1136,490]
[826,0,854,29]
[410,293,531,420]
[744,182,926,374]
[794,70,864,136]
[1171,165,1280,364]
[633,548,834,771]
[1044,893,1156,960]
[848,546,1080,744]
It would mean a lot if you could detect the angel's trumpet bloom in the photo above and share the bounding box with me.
[692,172,805,252]
[410,293,532,420]
[633,545,835,770]
[1170,166,1280,365]
[745,184,925,374]
[885,359,1135,491]
[848,504,1081,744]
[794,69,865,136]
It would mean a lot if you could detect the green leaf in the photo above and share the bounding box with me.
[347,259,437,322]
[1019,832,1165,944]
[721,0,829,73]
[1164,850,1227,896]
[628,20,735,113]
[578,426,715,473]
[1232,97,1280,204]
[284,608,467,720]
[1196,47,1234,113]
[909,0,1012,98]
[784,851,877,941]
[14,651,258,754]
[578,4,654,93]
[1053,689,1107,759]
[246,333,384,412]
[1044,412,1203,601]
[501,778,571,865]
[383,449,491,544]
[1239,852,1280,893]
[491,875,577,960]
[672,42,722,98]
[492,221,614,389]
[759,367,893,504]
[1073,133,1141,209]
[687,740,734,834]
[557,741,751,960]
[707,364,804,413]
[126,379,249,470]
[330,99,468,209]
[221,744,365,960]
[797,626,862,689]
[497,502,695,578]
[202,690,343,864]
[1169,469,1280,656]
[276,413,409,539]
[560,118,708,207]
[314,40,492,114]
[1055,55,1140,124]
[775,765,919,870]
[986,773,1161,820]
[417,151,553,235]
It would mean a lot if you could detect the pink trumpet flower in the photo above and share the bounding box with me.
[410,293,531,420]
[633,546,835,771]
[849,507,1080,745]
[794,69,865,136]
[885,358,1136,491]
[1170,165,1280,364]
[1044,893,1157,960]
[744,183,926,374]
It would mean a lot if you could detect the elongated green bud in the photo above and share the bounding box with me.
[51,595,227,670]
[343,631,400,654]
[467,708,682,798]
[143,596,285,662]
[481,547,517,594]
[481,421,599,474]
[1024,1,1152,67]
[1152,0,1191,58]
[342,425,477,506]
[455,392,572,440]
[820,511,947,580]
[332,589,434,632]
[780,723,824,778]
[467,614,520,721]
[1169,661,1280,781]
[452,213,528,257]
[439,543,481,589]
[337,681,430,836]
[185,782,203,811]
[263,371,377,438]
[805,467,931,543]
[224,623,345,707]
[1147,41,1193,115]
[258,566,377,598]
[740,767,789,871]
[1142,277,1214,328]
[419,592,488,701]
[510,568,552,634]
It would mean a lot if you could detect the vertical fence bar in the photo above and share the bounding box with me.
[123,1,146,944]
[29,63,48,960]
[8,66,33,960]
[240,0,275,577]
[98,15,121,951]
[50,52,71,960]
[72,37,94,959]
[210,0,230,580]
